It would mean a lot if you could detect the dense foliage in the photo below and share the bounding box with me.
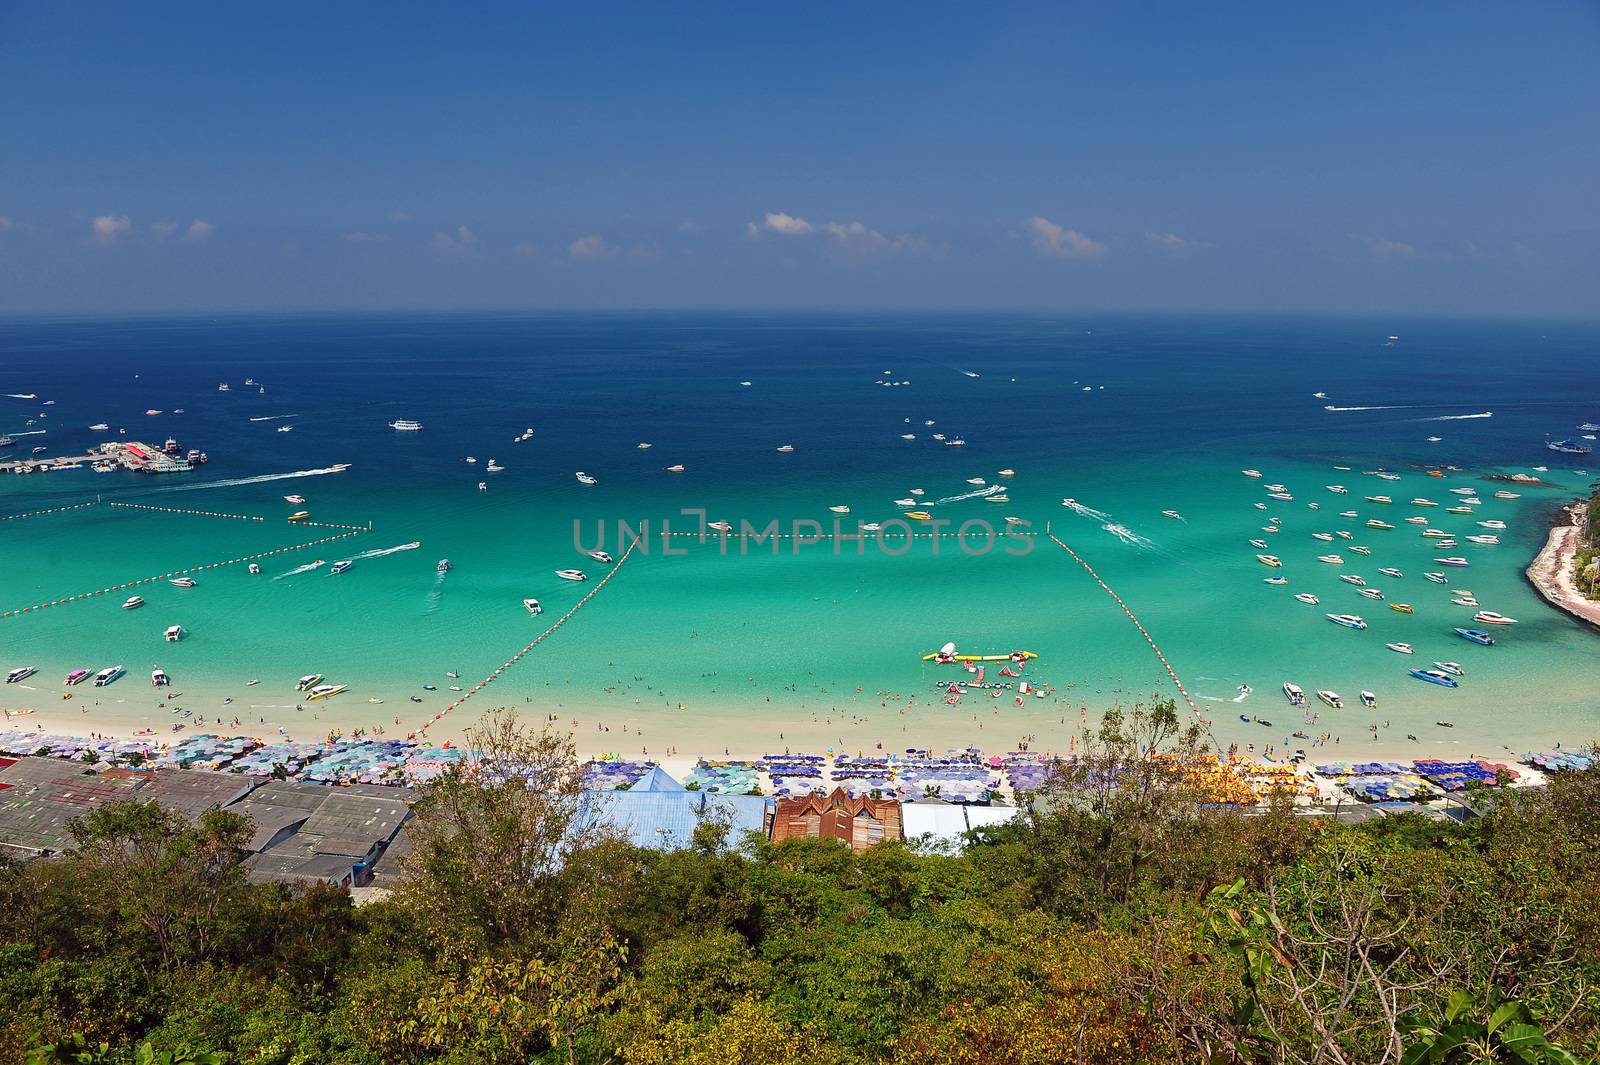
[3,704,1596,1064]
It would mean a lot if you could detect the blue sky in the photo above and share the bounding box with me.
[1,2,1596,314]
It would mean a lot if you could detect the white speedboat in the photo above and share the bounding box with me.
[1253,502,1268,511]
[1242,469,1263,478]
[330,560,353,574]
[1473,611,1518,625]
[1449,487,1476,496]
[1282,682,1306,706]
[776,444,795,453]
[307,684,348,701]
[1406,516,1429,525]
[296,673,322,691]
[997,469,1017,478]
[93,664,124,686]
[1293,593,1320,605]
[485,460,504,473]
[1493,491,1519,499]
[389,419,423,431]
[1317,689,1343,709]
[900,434,915,440]
[1433,661,1466,677]
[1326,614,1367,630]
[588,550,614,564]
[1358,588,1385,601]
[170,577,197,588]
[1378,567,1403,578]
[523,598,543,614]
[665,464,685,473]
[1365,495,1392,505]
[1326,485,1348,494]
[1264,576,1289,585]
[5,666,36,683]
[966,477,986,486]
[1265,483,1288,493]
[165,625,183,642]
[437,559,451,572]
[1465,535,1500,545]
[1339,510,1358,518]
[284,494,306,504]
[1267,492,1293,501]
[575,472,597,485]
[1350,546,1372,555]
[1478,520,1506,530]
[1318,554,1344,564]
[1387,642,1414,655]
[1256,554,1282,568]
[478,482,487,491]
[1411,498,1438,507]
[123,595,145,609]
[556,569,587,582]
[1361,691,1378,708]
[248,563,261,575]
[637,442,652,449]
[152,667,170,687]
[829,505,850,514]
[89,423,109,430]
[861,522,882,532]
[1435,557,1471,568]
[1335,530,1354,540]
[894,498,917,507]
[910,488,924,496]
[1366,519,1395,530]
[1249,538,1269,549]
[1339,574,1366,586]
[707,520,733,533]
[1312,532,1334,542]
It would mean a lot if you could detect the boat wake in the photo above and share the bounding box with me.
[3,429,48,437]
[153,464,352,493]
[1322,404,1417,412]
[248,414,297,422]
[423,571,445,614]
[1423,411,1494,421]
[932,484,1003,505]
[352,541,421,560]
[1103,522,1156,548]
[273,560,326,580]
[1062,499,1111,521]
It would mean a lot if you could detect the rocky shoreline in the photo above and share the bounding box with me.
[1525,500,1600,633]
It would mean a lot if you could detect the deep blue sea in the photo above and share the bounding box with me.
[2,312,1597,760]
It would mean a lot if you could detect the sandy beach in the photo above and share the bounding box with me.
[1525,503,1600,632]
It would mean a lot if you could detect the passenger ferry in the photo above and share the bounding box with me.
[93,665,124,687]
[389,419,424,431]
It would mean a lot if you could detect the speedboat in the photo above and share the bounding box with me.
[1411,498,1437,507]
[1410,668,1458,688]
[1242,469,1263,478]
[777,444,795,453]
[307,684,348,701]
[1427,436,1442,443]
[1264,576,1289,586]
[1256,554,1282,568]
[1424,572,1447,584]
[296,673,322,691]
[1378,567,1403,578]
[707,520,733,533]
[861,522,883,532]
[965,477,986,486]
[170,577,197,588]
[1253,502,1268,511]
[998,469,1017,478]
[556,569,587,581]
[587,550,614,564]
[1435,539,1458,548]
[1326,613,1367,630]
[1477,519,1507,531]
[437,558,452,571]
[1387,642,1414,654]
[1406,516,1429,525]
[1435,557,1470,568]
[123,595,145,609]
[152,667,170,688]
[1317,690,1343,709]
[485,460,505,473]
[524,598,543,614]
[1434,661,1465,677]
[1294,593,1320,605]
[389,419,424,431]
[93,665,124,687]
[1262,526,1279,534]
[829,505,850,514]
[1494,491,1519,499]
[1449,487,1476,496]
[1283,682,1307,706]
[896,498,918,508]
[1339,510,1358,519]
[1358,588,1385,601]
[1547,439,1592,455]
[1318,554,1344,564]
[1366,519,1394,530]
[330,560,353,574]
[904,510,933,520]
[1360,690,1377,708]
[164,625,183,642]
[65,668,91,685]
[277,425,293,433]
[1308,502,1321,510]
[1312,532,1334,542]
[89,423,109,431]
[664,464,685,473]
[900,434,915,440]
[1365,495,1392,504]
[910,488,924,496]
[1455,628,1494,646]
[1445,506,1474,515]
[1390,603,1414,614]
[1340,574,1366,585]
[284,494,306,505]
[1452,597,1480,608]
[249,563,261,574]
[1265,483,1287,492]
[5,666,37,684]
[287,511,310,522]
[1335,530,1354,540]
[1473,611,1517,625]
[1249,539,1269,549]
[1465,535,1500,545]
[575,472,597,485]
[637,442,652,449]
[1376,472,1401,481]
[1267,492,1293,501]
[1326,485,1348,494]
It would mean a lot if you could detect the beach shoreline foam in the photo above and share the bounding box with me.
[1524,501,1600,633]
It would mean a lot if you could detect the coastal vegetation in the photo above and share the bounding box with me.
[5,705,1597,1065]
[1574,486,1600,600]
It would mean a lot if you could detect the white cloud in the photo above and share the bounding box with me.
[183,219,213,243]
[92,214,131,242]
[568,234,615,260]
[340,231,377,245]
[1026,216,1105,260]
[1371,238,1417,259]
[430,225,478,256]
[820,221,926,254]
[1146,231,1206,255]
[759,211,814,236]
[513,241,537,258]
[151,221,178,240]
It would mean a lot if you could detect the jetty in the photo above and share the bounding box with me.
[1,440,200,476]
[1525,502,1600,632]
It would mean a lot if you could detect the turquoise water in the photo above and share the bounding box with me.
[2,313,1597,759]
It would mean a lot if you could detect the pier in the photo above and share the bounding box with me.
[0,440,203,476]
